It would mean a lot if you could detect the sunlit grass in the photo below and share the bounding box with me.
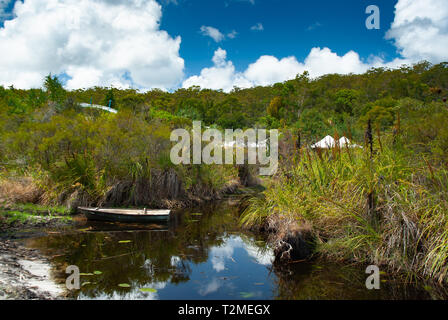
[242,133,448,283]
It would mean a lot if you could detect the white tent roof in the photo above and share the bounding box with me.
[311,136,363,149]
[80,103,117,114]
[311,135,335,149]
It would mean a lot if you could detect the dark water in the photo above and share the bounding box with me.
[24,200,443,300]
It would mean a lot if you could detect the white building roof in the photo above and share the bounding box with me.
[311,136,362,149]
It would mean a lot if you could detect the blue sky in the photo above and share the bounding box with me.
[159,0,399,78]
[0,0,446,90]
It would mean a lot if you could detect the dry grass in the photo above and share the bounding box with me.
[0,177,42,206]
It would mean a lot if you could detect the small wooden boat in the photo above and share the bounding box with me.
[78,207,170,223]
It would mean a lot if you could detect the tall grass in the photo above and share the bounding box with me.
[242,133,448,283]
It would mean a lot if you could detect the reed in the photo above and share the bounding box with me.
[242,130,448,283]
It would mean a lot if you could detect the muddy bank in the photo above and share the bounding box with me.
[0,240,67,300]
[0,211,76,240]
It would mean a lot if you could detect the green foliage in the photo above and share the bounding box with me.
[295,108,328,137]
[119,93,144,111]
[44,74,66,105]
[256,115,281,129]
[360,105,395,130]
[334,89,359,115]
[102,88,116,109]
[267,96,282,119]
[242,104,448,282]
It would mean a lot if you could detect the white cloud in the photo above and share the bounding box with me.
[183,47,380,91]
[0,0,184,90]
[243,55,304,86]
[200,26,225,42]
[182,48,252,92]
[386,0,448,63]
[250,23,263,31]
[185,0,448,92]
[3,0,447,91]
[200,25,237,42]
[227,30,238,39]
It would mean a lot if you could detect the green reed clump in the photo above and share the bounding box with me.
[242,131,448,283]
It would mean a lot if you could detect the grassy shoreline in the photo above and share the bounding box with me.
[0,203,74,237]
[241,136,448,284]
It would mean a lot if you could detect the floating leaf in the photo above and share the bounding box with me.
[118,240,132,243]
[94,271,102,275]
[240,292,256,299]
[118,283,131,288]
[140,288,157,293]
[80,273,94,276]
[189,220,200,223]
[81,282,91,287]
[191,213,202,216]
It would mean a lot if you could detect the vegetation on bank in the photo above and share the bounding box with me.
[0,209,72,228]
[0,203,73,233]
[242,99,448,283]
[1,62,448,283]
[0,75,240,210]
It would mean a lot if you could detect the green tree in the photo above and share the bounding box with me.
[334,89,359,115]
[360,105,394,130]
[44,74,66,104]
[103,88,116,109]
[295,108,328,138]
[267,96,282,119]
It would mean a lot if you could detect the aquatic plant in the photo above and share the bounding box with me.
[242,102,448,283]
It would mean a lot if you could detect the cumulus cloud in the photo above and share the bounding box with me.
[182,48,252,92]
[0,0,184,89]
[185,0,448,92]
[386,0,448,63]
[183,47,386,91]
[3,0,447,91]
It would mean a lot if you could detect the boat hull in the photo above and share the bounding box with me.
[79,208,170,223]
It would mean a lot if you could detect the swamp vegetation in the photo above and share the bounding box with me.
[1,61,448,290]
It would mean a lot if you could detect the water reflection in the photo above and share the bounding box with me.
[24,201,442,300]
[26,202,277,299]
